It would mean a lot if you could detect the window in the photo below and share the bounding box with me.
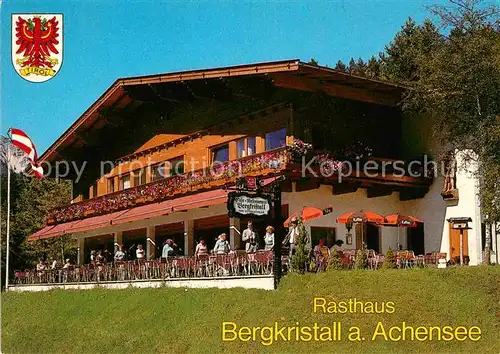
[311,227,336,248]
[212,144,229,164]
[133,168,146,187]
[236,137,256,158]
[166,156,184,177]
[119,174,131,190]
[151,163,166,182]
[107,178,115,193]
[265,128,286,151]
[90,182,98,198]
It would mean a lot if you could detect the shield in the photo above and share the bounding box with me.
[12,14,63,83]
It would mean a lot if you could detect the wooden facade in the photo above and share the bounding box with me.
[30,60,434,261]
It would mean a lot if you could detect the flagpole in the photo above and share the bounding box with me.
[5,141,11,290]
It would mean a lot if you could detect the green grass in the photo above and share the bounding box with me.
[2,266,500,354]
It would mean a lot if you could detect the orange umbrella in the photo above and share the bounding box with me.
[283,206,325,227]
[381,213,423,246]
[382,214,423,228]
[336,211,386,224]
[336,211,385,247]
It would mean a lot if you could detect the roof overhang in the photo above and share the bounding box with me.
[39,59,406,164]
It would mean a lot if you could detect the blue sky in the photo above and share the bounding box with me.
[1,0,448,155]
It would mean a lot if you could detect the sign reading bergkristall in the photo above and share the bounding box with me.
[227,192,272,218]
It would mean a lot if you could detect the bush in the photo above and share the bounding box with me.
[327,249,343,271]
[354,244,368,270]
[290,221,311,273]
[383,248,396,269]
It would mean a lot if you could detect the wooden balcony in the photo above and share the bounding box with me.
[47,147,434,225]
[47,148,289,224]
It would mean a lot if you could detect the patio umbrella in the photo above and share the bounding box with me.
[283,206,325,227]
[383,213,423,228]
[336,211,386,224]
[336,211,386,246]
[381,213,423,246]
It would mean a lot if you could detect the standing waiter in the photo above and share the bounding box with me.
[242,220,259,253]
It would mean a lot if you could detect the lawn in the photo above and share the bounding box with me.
[2,266,499,354]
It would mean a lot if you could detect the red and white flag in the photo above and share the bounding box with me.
[8,128,44,178]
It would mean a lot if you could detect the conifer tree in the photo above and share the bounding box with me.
[290,220,311,273]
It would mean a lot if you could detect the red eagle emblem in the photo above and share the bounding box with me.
[15,16,59,68]
[12,14,63,82]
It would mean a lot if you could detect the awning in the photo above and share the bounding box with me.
[28,188,230,241]
[66,209,130,233]
[113,189,229,225]
[27,221,81,241]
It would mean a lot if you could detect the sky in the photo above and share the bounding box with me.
[1,0,450,155]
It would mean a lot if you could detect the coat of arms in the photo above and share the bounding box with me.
[12,14,63,83]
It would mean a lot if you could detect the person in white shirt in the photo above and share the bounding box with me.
[242,221,259,253]
[195,239,208,257]
[136,244,145,260]
[36,260,46,272]
[50,257,58,270]
[331,240,344,253]
[282,217,300,257]
[63,259,71,269]
[264,226,275,251]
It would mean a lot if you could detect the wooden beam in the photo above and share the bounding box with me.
[399,188,429,201]
[295,178,320,192]
[366,185,394,198]
[331,183,360,195]
[270,73,399,107]
[281,180,293,193]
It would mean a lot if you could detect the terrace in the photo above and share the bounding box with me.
[13,249,447,288]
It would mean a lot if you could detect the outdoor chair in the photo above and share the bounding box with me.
[367,249,377,269]
[375,254,385,268]
[14,270,26,284]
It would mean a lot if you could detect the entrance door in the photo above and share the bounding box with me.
[366,223,381,253]
[449,224,469,261]
[407,223,425,255]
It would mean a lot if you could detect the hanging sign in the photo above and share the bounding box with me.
[322,206,333,215]
[227,192,272,218]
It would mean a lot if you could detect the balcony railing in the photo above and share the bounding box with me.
[47,147,290,224]
[47,142,434,225]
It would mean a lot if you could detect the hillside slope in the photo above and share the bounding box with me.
[2,267,499,354]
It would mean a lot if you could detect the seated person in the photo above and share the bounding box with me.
[314,239,330,268]
[330,239,344,254]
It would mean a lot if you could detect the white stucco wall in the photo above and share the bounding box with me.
[8,275,275,292]
[401,114,484,265]
[281,153,483,265]
[283,185,407,253]
[402,152,482,265]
